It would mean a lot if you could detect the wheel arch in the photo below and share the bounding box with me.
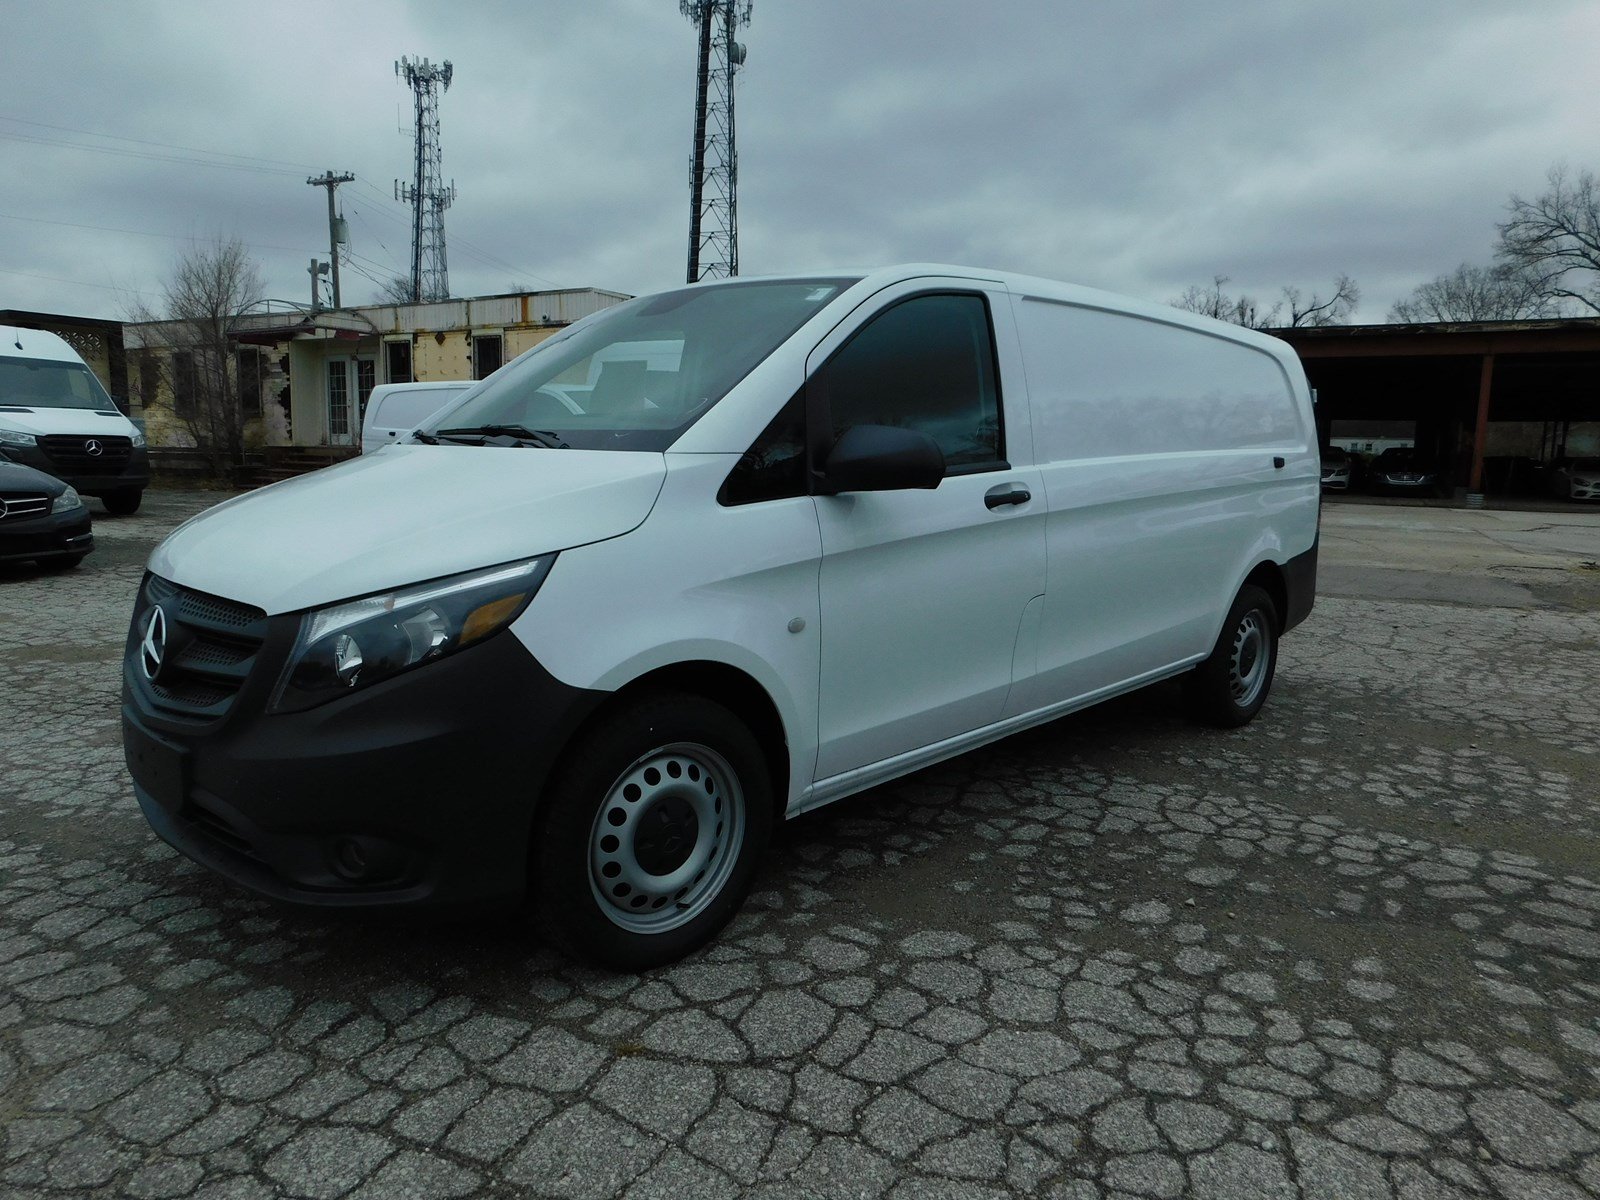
[555,659,792,822]
[1241,559,1288,632]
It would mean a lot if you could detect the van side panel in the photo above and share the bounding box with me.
[1009,295,1317,711]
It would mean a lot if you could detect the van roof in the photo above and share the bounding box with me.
[0,325,84,364]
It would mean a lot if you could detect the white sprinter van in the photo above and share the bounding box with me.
[361,381,473,454]
[122,266,1318,968]
[0,326,149,513]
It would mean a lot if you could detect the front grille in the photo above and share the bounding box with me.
[129,574,269,723]
[0,493,50,521]
[39,434,132,471]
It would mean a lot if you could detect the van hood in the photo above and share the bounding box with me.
[149,445,667,614]
[0,407,138,437]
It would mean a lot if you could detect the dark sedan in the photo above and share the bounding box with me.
[0,456,94,569]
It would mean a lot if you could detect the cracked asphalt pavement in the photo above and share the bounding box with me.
[3,490,1600,1199]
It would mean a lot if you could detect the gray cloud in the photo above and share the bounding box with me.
[2,0,1597,322]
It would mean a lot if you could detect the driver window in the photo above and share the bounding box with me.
[820,293,1003,470]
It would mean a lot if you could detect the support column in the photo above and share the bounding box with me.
[1468,353,1494,494]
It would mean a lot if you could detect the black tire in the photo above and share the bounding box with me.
[37,554,86,571]
[103,490,142,516]
[532,691,774,970]
[1184,584,1279,728]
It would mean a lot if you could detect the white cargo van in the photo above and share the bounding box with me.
[0,326,149,513]
[122,265,1318,968]
[361,381,474,454]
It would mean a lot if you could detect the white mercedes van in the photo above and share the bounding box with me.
[122,265,1318,968]
[361,380,473,454]
[1,326,149,513]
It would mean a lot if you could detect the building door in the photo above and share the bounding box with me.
[326,356,377,446]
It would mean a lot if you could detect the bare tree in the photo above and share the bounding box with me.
[1281,275,1359,326]
[1172,276,1280,329]
[374,275,418,305]
[1389,261,1555,322]
[129,236,265,478]
[1172,274,1359,329]
[1496,164,1600,314]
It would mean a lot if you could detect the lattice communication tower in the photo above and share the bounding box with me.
[681,1,751,283]
[394,56,457,303]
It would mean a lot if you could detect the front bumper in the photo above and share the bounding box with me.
[0,506,93,564]
[5,443,149,495]
[122,580,605,911]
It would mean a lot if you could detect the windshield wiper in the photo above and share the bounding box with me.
[410,429,441,444]
[434,424,569,448]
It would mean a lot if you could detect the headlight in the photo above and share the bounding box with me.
[0,427,37,448]
[130,431,147,448]
[270,556,556,712]
[50,486,84,513]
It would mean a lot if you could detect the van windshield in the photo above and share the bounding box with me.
[424,278,857,451]
[0,357,117,411]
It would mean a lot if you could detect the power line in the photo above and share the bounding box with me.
[0,129,307,178]
[0,211,307,255]
[0,265,150,298]
[0,114,322,172]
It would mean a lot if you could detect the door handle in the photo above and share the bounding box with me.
[985,483,1032,510]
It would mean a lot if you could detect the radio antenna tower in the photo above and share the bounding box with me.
[394,56,457,303]
[681,1,751,283]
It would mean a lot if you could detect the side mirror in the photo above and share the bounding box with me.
[822,424,944,493]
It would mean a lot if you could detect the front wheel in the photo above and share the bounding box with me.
[532,692,774,970]
[1184,584,1279,728]
[103,489,142,516]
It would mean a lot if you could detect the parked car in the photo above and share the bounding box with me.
[0,455,94,569]
[361,381,475,454]
[122,264,1320,969]
[1320,446,1353,491]
[1548,457,1600,501]
[1369,447,1439,495]
[0,326,149,514]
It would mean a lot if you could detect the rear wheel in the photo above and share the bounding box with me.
[532,692,774,970]
[103,489,142,516]
[1184,584,1279,728]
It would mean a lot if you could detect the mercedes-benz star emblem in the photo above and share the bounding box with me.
[84,439,104,457]
[140,606,168,681]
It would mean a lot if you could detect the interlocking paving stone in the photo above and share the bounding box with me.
[4,493,1600,1196]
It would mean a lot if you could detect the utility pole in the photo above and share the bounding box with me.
[308,258,329,314]
[306,170,355,308]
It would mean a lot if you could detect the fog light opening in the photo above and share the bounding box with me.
[333,837,370,881]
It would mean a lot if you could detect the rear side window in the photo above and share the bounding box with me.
[817,293,1003,471]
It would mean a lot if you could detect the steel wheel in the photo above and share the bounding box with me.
[1184,583,1278,729]
[587,741,746,935]
[1229,609,1270,708]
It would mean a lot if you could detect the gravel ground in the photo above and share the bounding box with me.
[2,490,1599,1199]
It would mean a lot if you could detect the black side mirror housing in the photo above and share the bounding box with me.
[821,424,945,493]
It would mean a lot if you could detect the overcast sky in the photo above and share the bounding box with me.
[4,0,1598,324]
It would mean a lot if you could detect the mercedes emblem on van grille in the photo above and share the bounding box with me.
[85,439,104,457]
[140,606,168,681]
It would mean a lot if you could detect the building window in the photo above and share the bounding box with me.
[172,352,197,418]
[138,352,160,411]
[472,334,503,380]
[236,347,263,415]
[386,339,413,384]
[357,358,377,426]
